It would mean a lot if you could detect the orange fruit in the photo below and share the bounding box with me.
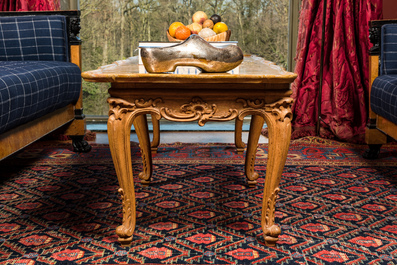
[169,22,184,38]
[175,25,191,40]
[213,22,228,34]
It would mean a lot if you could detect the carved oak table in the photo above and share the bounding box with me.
[82,55,297,247]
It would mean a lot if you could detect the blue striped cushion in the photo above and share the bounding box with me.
[0,61,81,134]
[371,75,397,124]
[0,15,69,62]
[380,24,397,75]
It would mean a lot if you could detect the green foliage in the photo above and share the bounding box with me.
[80,0,289,115]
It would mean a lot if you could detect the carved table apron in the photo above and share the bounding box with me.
[82,55,297,247]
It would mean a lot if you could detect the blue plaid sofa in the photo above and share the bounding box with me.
[0,11,91,160]
[364,21,397,159]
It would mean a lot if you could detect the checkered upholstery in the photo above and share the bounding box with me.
[0,61,81,134]
[371,75,397,124]
[380,24,397,75]
[370,24,397,124]
[0,15,69,62]
[0,15,81,134]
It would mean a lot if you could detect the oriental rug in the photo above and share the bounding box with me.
[0,137,396,264]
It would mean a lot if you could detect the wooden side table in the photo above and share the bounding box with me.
[82,55,297,247]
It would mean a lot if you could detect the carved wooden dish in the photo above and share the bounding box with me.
[166,30,231,42]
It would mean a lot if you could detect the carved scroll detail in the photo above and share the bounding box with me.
[161,97,238,126]
[135,98,162,108]
[116,188,134,237]
[236,98,293,122]
[237,98,266,109]
[108,98,135,120]
[265,188,279,226]
[138,152,150,181]
[69,17,81,43]
[369,26,381,55]
[108,97,162,121]
[246,154,258,181]
[264,98,293,122]
[263,187,281,241]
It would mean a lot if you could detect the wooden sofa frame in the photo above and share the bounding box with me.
[0,10,91,160]
[364,19,397,159]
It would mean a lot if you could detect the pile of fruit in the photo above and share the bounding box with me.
[168,11,228,40]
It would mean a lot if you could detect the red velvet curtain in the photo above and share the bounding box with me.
[291,0,382,143]
[0,0,60,11]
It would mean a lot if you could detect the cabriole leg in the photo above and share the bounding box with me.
[151,114,160,153]
[245,115,265,187]
[133,114,153,187]
[261,99,292,246]
[107,100,136,247]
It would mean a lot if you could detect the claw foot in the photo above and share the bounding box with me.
[362,144,381,159]
[70,136,92,153]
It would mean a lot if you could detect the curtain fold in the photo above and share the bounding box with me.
[291,0,382,143]
[1,0,60,11]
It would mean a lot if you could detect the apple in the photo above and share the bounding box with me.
[203,19,214,29]
[192,11,208,25]
[187,22,202,34]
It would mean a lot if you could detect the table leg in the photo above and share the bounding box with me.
[107,104,136,246]
[151,114,160,154]
[235,118,246,154]
[133,114,153,187]
[245,114,265,187]
[260,102,292,246]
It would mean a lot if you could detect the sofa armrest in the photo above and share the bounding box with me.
[369,19,397,56]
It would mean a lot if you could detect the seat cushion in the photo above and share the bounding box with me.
[0,61,81,134]
[371,75,397,124]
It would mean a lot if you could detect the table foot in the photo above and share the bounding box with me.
[151,147,158,154]
[118,236,133,247]
[140,177,151,187]
[247,180,257,188]
[263,224,281,246]
[236,149,244,155]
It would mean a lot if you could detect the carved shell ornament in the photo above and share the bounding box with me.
[160,97,238,126]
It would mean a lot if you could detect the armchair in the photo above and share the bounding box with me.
[364,20,397,158]
[0,11,91,160]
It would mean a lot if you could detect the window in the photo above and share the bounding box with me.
[77,0,298,128]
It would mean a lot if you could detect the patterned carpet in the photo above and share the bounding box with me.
[0,137,396,264]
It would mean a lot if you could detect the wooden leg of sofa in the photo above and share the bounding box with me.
[69,135,92,153]
[363,126,387,159]
[363,144,382,159]
[63,112,92,153]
